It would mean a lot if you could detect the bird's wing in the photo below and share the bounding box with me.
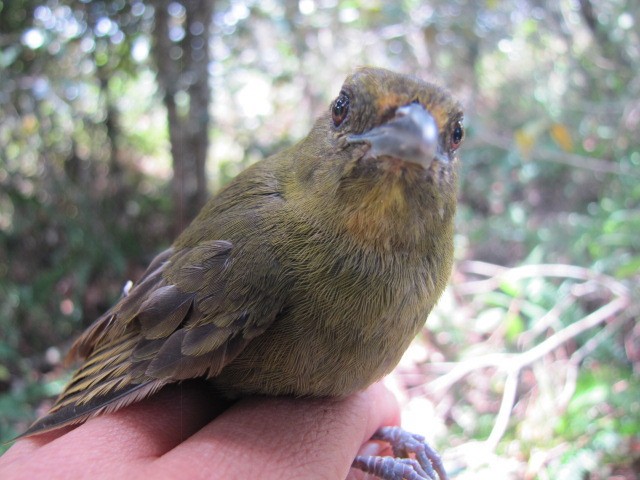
[23,239,283,436]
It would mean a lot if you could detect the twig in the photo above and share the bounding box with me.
[486,367,519,450]
[486,294,629,449]
[456,262,628,297]
[427,292,629,396]
[471,132,638,177]
[426,354,511,394]
[556,315,627,410]
[511,295,628,369]
[428,262,632,450]
[569,311,628,366]
[520,280,603,347]
[518,292,574,348]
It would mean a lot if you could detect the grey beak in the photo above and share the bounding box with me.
[346,103,440,167]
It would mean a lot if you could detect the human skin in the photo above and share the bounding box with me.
[0,382,399,480]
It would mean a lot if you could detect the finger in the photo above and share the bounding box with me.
[155,382,400,480]
[61,382,226,455]
[1,382,226,478]
[1,425,74,459]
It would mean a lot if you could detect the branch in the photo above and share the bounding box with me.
[425,262,632,450]
[456,262,628,297]
[485,294,630,449]
[466,133,639,178]
[426,293,629,396]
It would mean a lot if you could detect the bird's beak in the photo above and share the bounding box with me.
[346,103,440,169]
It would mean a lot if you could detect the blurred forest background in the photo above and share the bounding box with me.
[1,0,639,478]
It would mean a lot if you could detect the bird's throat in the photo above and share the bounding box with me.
[342,172,441,251]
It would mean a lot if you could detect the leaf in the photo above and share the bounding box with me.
[615,255,640,279]
[550,123,574,151]
[499,279,521,297]
[505,312,525,341]
[515,128,536,159]
[0,45,20,68]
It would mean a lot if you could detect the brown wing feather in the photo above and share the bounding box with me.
[21,330,167,436]
[23,240,280,437]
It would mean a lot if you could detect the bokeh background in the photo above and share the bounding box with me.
[1,0,639,478]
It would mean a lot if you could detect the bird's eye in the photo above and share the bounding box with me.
[451,121,464,150]
[332,92,350,127]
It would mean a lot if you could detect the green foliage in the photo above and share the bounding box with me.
[1,0,638,477]
[0,0,172,444]
[0,364,69,454]
[551,365,640,477]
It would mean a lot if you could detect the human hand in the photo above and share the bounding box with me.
[1,381,399,479]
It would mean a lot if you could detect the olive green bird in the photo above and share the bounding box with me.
[24,67,464,480]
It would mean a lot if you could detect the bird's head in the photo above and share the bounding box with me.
[290,67,464,249]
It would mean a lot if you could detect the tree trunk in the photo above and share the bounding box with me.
[151,0,213,235]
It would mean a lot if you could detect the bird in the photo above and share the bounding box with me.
[23,67,464,480]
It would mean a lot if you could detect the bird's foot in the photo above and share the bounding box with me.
[351,426,448,480]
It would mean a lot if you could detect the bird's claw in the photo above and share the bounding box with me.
[351,426,448,480]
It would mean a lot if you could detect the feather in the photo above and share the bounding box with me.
[137,285,194,339]
[19,380,165,438]
[23,68,463,439]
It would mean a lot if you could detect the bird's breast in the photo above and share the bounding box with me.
[211,234,441,398]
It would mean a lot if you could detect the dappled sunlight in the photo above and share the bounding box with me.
[1,1,638,477]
